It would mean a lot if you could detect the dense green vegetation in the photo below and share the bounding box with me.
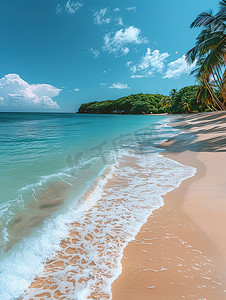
[78,85,209,114]
[78,93,165,114]
[165,85,209,113]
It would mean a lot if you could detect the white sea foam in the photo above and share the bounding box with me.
[0,121,196,299]
[0,163,114,299]
[24,152,195,299]
[0,155,100,250]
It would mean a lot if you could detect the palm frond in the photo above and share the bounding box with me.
[219,0,226,7]
[197,86,212,105]
[186,29,224,63]
[202,37,226,73]
[217,1,226,23]
[191,11,225,31]
[198,31,224,55]
[188,0,226,110]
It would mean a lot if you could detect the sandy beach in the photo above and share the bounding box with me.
[112,112,226,299]
[1,0,225,298]
[21,112,226,299]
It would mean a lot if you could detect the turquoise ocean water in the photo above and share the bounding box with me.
[0,112,195,299]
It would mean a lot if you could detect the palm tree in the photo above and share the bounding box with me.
[182,102,191,113]
[169,89,177,98]
[186,0,226,110]
[191,58,225,110]
[160,96,172,109]
[196,80,218,111]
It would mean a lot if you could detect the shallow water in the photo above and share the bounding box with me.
[0,112,194,299]
[24,151,196,299]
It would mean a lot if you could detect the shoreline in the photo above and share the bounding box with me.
[21,115,194,299]
[163,112,226,261]
[20,112,226,299]
[112,112,226,299]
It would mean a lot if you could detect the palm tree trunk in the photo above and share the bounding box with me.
[211,70,221,90]
[206,103,217,111]
[212,68,226,108]
[204,78,225,111]
[222,69,226,108]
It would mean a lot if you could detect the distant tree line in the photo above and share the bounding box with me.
[77,85,209,115]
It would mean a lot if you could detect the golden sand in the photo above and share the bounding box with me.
[24,112,226,299]
[112,112,226,299]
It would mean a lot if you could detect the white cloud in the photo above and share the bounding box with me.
[103,26,147,55]
[94,8,111,25]
[130,74,148,78]
[89,48,100,58]
[66,1,83,14]
[116,17,124,26]
[0,74,61,110]
[126,6,136,12]
[66,1,84,14]
[121,47,130,55]
[56,4,62,14]
[57,1,83,15]
[113,8,120,12]
[74,88,80,92]
[109,82,130,89]
[130,48,170,78]
[164,55,196,78]
[99,82,107,87]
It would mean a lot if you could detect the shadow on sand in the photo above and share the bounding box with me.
[159,112,226,153]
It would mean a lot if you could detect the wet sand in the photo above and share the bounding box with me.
[24,150,191,299]
[23,112,226,299]
[112,112,226,299]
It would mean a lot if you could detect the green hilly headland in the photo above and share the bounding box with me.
[78,85,210,114]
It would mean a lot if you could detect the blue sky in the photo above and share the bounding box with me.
[0,0,217,112]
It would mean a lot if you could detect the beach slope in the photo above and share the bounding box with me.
[112,112,226,300]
